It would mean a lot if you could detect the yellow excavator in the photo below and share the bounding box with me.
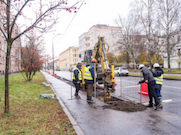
[82,37,115,101]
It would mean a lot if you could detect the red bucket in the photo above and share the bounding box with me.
[138,82,148,95]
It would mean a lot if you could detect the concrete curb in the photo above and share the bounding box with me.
[42,72,85,135]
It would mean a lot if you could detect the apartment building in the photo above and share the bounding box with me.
[79,24,122,61]
[58,47,80,70]
[0,4,21,74]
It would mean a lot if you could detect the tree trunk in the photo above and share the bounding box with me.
[148,51,152,67]
[166,36,171,69]
[4,41,12,113]
[126,51,130,68]
[167,53,171,69]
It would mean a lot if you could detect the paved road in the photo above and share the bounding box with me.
[114,76,181,116]
[43,71,181,135]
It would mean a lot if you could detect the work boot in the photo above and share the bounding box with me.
[74,92,78,96]
[146,104,153,108]
[158,99,163,109]
[74,92,81,99]
[155,104,161,110]
[87,96,94,104]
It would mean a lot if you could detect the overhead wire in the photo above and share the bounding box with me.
[63,0,86,34]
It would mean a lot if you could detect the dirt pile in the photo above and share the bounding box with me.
[103,97,146,112]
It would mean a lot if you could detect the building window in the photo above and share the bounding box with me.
[86,43,90,47]
[178,35,180,42]
[73,59,77,62]
[178,49,181,56]
[0,55,1,64]
[86,37,90,41]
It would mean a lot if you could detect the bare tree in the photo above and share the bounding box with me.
[0,0,80,113]
[157,0,181,69]
[116,11,142,68]
[136,0,158,67]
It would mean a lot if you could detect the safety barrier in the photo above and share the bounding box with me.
[46,69,150,103]
[115,74,149,103]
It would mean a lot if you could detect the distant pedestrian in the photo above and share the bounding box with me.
[137,64,160,110]
[84,58,97,104]
[72,63,82,98]
[152,63,164,108]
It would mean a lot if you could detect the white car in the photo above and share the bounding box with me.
[114,67,129,76]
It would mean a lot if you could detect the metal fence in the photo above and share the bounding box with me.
[53,64,150,104]
[113,74,149,103]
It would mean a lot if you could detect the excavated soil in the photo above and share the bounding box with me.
[103,97,147,112]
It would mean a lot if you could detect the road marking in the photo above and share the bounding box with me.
[162,99,173,103]
[117,79,138,83]
[163,85,181,90]
[124,85,139,88]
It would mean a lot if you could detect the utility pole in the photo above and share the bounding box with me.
[52,33,62,76]
[52,41,55,76]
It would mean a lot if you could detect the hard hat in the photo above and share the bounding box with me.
[77,62,82,66]
[77,62,82,68]
[138,64,144,69]
[153,63,160,68]
[91,58,97,63]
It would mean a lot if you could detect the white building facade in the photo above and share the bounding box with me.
[163,31,181,69]
[79,24,122,61]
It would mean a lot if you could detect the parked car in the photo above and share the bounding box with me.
[114,67,129,76]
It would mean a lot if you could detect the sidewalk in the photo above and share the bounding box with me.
[42,71,181,135]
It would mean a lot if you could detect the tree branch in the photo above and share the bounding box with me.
[10,0,31,37]
[12,1,76,41]
[0,26,7,40]
[0,0,8,6]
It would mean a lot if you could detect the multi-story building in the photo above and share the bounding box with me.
[0,4,21,74]
[163,31,181,68]
[79,24,122,61]
[58,47,80,70]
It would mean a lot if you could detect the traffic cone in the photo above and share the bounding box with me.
[138,82,148,95]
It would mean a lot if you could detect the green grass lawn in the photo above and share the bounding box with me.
[128,73,181,80]
[0,72,76,135]
[162,68,181,74]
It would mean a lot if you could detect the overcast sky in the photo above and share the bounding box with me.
[44,0,134,58]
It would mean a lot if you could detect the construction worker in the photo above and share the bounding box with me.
[152,63,164,108]
[72,63,82,98]
[84,58,97,104]
[137,64,160,110]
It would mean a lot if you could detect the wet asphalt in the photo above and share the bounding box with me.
[43,71,181,135]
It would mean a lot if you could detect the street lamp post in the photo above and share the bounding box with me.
[52,41,54,76]
[52,33,62,76]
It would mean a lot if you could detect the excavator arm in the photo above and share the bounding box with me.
[82,37,115,101]
[92,37,115,99]
[92,37,109,74]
